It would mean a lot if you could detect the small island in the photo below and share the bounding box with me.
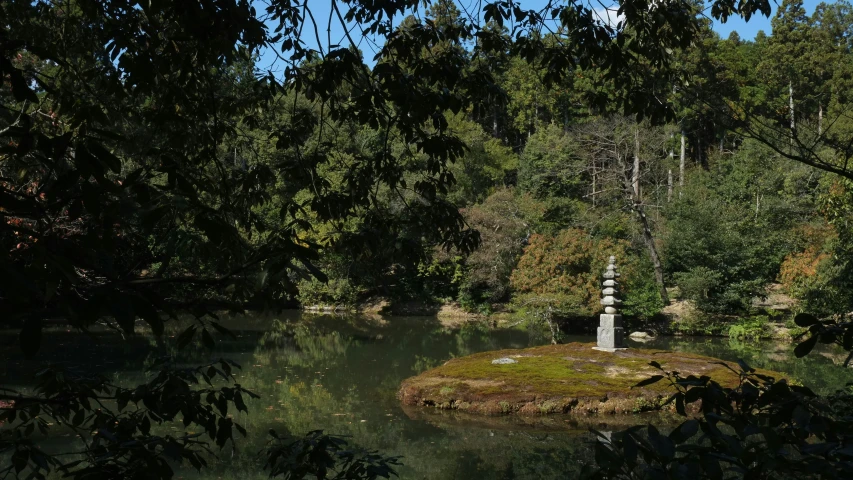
[398,342,785,416]
[399,258,787,417]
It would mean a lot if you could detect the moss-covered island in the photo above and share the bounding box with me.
[398,343,787,416]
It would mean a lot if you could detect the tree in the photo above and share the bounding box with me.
[1,0,781,478]
[573,117,671,305]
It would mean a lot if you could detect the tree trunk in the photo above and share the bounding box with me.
[789,80,796,140]
[592,161,597,208]
[679,130,685,195]
[667,169,673,202]
[622,138,669,306]
[545,306,558,344]
[633,126,640,199]
[493,111,499,138]
[818,103,823,136]
[633,201,669,306]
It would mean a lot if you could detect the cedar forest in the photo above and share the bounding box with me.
[2,0,853,479]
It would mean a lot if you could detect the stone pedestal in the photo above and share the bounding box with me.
[594,314,626,352]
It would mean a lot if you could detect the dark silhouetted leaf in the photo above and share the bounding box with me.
[794,334,819,358]
[794,313,819,327]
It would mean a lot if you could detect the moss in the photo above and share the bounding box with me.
[398,342,787,416]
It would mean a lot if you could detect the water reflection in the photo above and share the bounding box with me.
[3,312,853,479]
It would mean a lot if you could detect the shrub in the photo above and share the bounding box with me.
[727,316,769,341]
[510,229,662,319]
[296,277,359,308]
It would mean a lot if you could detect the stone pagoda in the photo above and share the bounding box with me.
[593,256,627,352]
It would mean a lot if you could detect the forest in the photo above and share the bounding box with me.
[2,0,853,479]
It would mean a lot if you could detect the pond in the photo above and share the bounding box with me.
[3,312,853,479]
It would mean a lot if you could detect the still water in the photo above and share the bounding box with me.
[3,312,853,479]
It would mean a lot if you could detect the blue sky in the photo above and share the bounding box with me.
[710,0,823,39]
[256,0,824,71]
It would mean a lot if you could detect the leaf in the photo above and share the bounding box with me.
[794,333,819,358]
[843,324,853,350]
[19,319,42,358]
[132,296,164,337]
[632,375,664,388]
[669,419,699,443]
[700,454,723,480]
[209,321,237,339]
[234,391,247,413]
[140,415,151,435]
[794,313,819,327]
[647,425,675,460]
[176,325,196,349]
[201,328,215,349]
[8,66,39,103]
[736,359,754,373]
[109,296,136,334]
[622,433,638,466]
[86,140,122,173]
[12,448,29,474]
[300,258,328,283]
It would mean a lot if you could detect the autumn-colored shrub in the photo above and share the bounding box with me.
[779,178,853,316]
[457,188,543,311]
[510,229,658,318]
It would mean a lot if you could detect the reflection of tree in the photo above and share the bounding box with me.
[193,314,603,479]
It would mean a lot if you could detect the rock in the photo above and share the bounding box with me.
[491,357,518,365]
[629,331,653,339]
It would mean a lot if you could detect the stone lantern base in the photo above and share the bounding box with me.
[593,314,627,352]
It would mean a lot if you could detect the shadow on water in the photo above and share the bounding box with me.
[3,312,853,479]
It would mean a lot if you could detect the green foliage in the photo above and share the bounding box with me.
[457,188,532,311]
[664,141,817,314]
[780,180,853,316]
[510,229,662,320]
[297,277,360,309]
[727,316,769,341]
